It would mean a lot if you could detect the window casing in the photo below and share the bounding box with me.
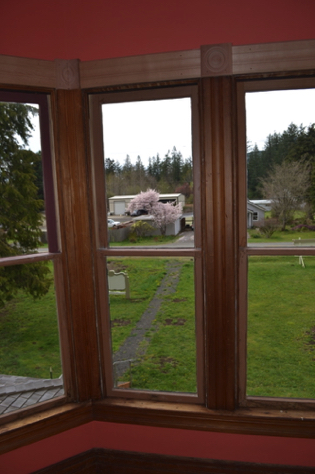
[237,76,315,409]
[0,90,69,414]
[1,42,315,454]
[89,85,205,403]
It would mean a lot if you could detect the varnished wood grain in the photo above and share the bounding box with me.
[53,89,102,401]
[0,403,92,456]
[201,77,237,410]
[1,40,315,91]
[93,398,315,438]
[233,40,315,75]
[0,55,55,88]
[80,49,201,89]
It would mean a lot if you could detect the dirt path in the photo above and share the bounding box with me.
[112,260,183,382]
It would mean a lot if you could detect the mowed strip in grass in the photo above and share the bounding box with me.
[0,264,62,379]
[247,256,315,398]
[108,257,168,353]
[122,258,197,393]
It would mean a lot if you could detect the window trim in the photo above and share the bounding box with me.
[89,85,205,404]
[237,76,315,410]
[1,41,315,455]
[0,90,71,418]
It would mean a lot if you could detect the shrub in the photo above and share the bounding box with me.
[292,224,315,232]
[131,220,155,238]
[259,222,278,238]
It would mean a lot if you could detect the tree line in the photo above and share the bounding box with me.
[247,122,315,215]
[105,147,193,200]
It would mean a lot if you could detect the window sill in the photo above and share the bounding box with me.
[1,397,314,456]
[0,401,93,455]
[93,398,315,439]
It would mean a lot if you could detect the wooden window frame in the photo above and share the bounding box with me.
[0,89,76,418]
[1,41,315,456]
[237,76,315,411]
[89,85,205,404]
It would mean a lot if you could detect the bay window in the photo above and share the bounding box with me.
[1,41,315,455]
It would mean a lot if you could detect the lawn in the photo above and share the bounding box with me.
[110,235,179,246]
[247,256,315,398]
[121,258,197,393]
[1,254,315,400]
[108,257,169,352]
[248,228,315,244]
[0,263,61,379]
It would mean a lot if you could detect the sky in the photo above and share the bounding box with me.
[28,115,41,151]
[102,98,192,166]
[26,88,315,158]
[246,88,315,151]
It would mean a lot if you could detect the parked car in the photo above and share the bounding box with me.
[108,218,121,228]
[131,209,148,216]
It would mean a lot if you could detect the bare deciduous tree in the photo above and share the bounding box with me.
[260,160,310,230]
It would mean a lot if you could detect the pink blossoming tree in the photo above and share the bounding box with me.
[127,189,182,236]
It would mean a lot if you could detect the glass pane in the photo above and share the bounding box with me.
[0,100,63,415]
[107,256,197,393]
[0,262,63,415]
[0,101,48,257]
[246,89,315,247]
[247,256,315,398]
[102,98,195,248]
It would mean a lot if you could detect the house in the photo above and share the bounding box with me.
[247,200,266,227]
[1,1,315,473]
[132,214,183,236]
[108,193,185,215]
[250,199,272,211]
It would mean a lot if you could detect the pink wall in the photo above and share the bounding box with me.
[0,0,315,61]
[1,421,315,473]
[1,1,314,471]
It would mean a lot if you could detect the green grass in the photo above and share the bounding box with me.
[126,259,197,393]
[0,265,62,379]
[110,235,179,246]
[108,257,168,352]
[1,255,315,399]
[248,228,315,243]
[247,256,315,398]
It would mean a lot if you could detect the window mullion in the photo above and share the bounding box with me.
[201,76,237,410]
[53,89,102,401]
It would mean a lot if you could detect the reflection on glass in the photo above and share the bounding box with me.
[102,98,194,247]
[247,256,315,399]
[246,89,315,246]
[0,262,63,415]
[107,256,197,393]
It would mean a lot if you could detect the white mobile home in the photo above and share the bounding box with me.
[108,193,185,215]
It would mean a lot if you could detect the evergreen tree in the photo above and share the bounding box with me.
[171,146,183,185]
[247,123,314,201]
[247,144,264,199]
[0,102,51,307]
[135,155,145,190]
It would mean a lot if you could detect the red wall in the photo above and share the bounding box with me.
[1,1,314,472]
[1,422,315,473]
[0,0,315,61]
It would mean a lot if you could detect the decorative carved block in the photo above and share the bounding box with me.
[55,59,80,89]
[200,44,232,76]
